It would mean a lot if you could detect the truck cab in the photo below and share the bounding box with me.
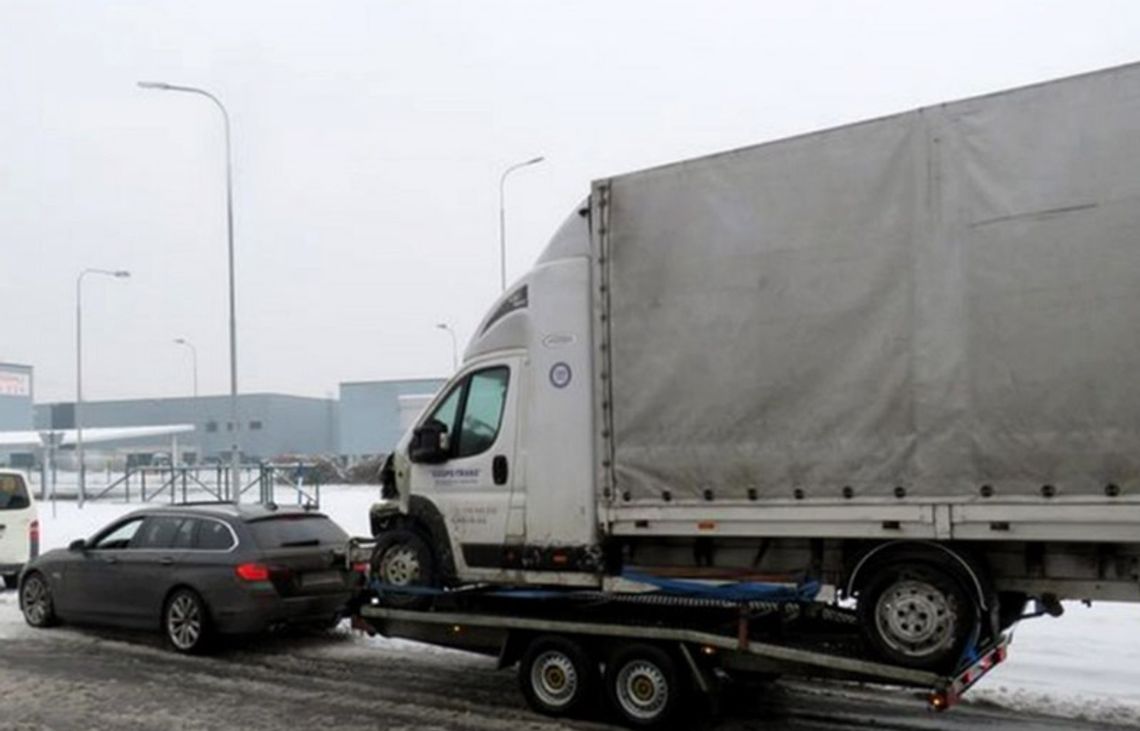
[371,207,604,590]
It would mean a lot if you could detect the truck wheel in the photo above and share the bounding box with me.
[604,643,686,728]
[518,635,597,717]
[857,562,976,673]
[19,572,58,628]
[370,528,437,608]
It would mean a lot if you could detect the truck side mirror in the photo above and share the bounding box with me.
[409,420,451,464]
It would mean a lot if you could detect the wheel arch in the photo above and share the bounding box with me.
[845,540,991,611]
[371,495,457,585]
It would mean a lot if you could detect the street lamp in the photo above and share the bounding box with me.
[76,268,130,507]
[139,80,242,502]
[173,338,199,398]
[499,156,545,292]
[436,323,458,372]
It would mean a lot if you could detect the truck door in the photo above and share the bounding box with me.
[408,360,522,573]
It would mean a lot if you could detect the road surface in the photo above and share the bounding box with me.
[0,617,1117,731]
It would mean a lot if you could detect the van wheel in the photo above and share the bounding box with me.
[370,528,437,608]
[20,572,58,627]
[164,588,212,654]
[604,643,686,728]
[519,635,597,717]
[858,562,976,673]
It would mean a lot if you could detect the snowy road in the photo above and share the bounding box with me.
[3,488,1139,729]
[0,612,1115,731]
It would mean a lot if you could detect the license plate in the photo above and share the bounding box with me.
[301,570,343,588]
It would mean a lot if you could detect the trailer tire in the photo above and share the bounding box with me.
[604,643,686,729]
[370,528,437,608]
[858,562,976,673]
[518,635,597,718]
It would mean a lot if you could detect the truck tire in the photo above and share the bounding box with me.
[857,562,976,673]
[518,635,597,718]
[604,643,687,729]
[370,528,437,608]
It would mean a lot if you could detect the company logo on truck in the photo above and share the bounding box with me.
[430,467,480,486]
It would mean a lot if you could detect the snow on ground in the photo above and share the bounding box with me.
[7,484,1140,727]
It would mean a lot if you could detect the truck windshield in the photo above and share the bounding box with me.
[0,474,30,510]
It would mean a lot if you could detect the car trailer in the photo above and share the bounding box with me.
[345,557,1009,728]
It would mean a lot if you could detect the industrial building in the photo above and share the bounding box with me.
[35,393,337,464]
[4,376,444,466]
[0,362,34,431]
[338,378,445,460]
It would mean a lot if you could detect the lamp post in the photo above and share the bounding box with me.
[498,156,544,292]
[436,323,458,372]
[76,268,130,507]
[139,80,242,502]
[173,338,199,398]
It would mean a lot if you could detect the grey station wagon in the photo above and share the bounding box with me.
[18,503,357,653]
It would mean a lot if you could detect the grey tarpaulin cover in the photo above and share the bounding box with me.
[594,63,1140,502]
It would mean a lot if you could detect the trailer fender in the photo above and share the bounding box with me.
[845,541,991,612]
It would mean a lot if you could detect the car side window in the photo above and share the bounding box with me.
[195,520,235,551]
[134,516,185,549]
[172,518,197,549]
[91,517,145,550]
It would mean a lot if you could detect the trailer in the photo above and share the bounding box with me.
[348,541,1011,729]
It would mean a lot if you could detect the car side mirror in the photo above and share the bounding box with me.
[409,419,451,464]
[69,538,87,552]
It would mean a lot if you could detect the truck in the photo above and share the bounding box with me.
[366,61,1140,680]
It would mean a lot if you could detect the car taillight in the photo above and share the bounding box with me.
[352,562,370,575]
[29,520,40,559]
[235,562,271,582]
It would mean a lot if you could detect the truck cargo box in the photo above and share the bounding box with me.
[592,63,1140,504]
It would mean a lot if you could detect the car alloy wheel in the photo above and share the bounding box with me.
[166,590,207,653]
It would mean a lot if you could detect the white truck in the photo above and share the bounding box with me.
[368,62,1140,676]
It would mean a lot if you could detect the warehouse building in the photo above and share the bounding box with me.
[338,378,445,460]
[35,393,337,464]
[0,362,34,431]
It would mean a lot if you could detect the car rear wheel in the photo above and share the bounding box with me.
[370,528,437,608]
[20,572,58,628]
[164,588,212,654]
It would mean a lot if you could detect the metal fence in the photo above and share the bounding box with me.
[27,462,322,508]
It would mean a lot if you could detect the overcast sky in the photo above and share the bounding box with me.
[2,1,1138,403]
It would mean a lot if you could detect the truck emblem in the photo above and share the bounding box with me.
[549,362,572,389]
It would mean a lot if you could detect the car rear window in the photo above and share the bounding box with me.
[247,515,347,549]
[0,474,30,511]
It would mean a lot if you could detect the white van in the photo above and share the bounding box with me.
[0,470,38,589]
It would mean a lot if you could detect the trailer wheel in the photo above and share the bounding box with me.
[370,528,437,608]
[858,562,976,673]
[605,643,685,728]
[518,635,597,717]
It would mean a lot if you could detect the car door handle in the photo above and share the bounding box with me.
[101,556,118,565]
[159,557,174,566]
[492,455,509,485]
